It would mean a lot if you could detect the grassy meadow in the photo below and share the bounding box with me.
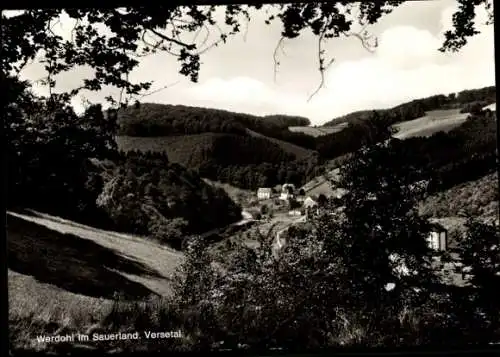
[392,109,469,139]
[288,125,347,137]
[7,210,187,353]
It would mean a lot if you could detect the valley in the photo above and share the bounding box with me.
[7,81,498,353]
[5,4,498,353]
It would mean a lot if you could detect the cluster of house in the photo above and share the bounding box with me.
[257,184,323,216]
[256,183,299,201]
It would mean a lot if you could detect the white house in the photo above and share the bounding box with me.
[426,223,448,251]
[257,187,272,200]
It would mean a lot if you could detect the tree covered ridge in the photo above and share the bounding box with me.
[117,102,317,150]
[115,85,495,167]
[116,105,496,192]
[400,109,497,193]
[322,85,496,127]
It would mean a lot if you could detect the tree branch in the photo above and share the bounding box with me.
[273,36,285,83]
[307,31,335,102]
[149,28,196,50]
[136,80,181,99]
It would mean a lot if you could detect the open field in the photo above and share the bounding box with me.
[392,109,469,139]
[301,168,341,197]
[288,125,347,137]
[482,103,496,111]
[291,109,471,140]
[8,210,185,353]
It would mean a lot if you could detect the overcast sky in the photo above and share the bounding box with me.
[16,1,495,125]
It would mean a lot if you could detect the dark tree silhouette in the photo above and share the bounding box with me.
[3,2,493,105]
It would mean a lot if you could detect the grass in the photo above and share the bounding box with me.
[8,209,491,353]
[301,168,341,197]
[116,130,314,165]
[8,210,184,297]
[288,125,346,137]
[392,109,469,140]
[9,269,114,352]
[9,269,186,354]
[8,210,187,353]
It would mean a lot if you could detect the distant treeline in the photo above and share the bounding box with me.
[118,103,315,148]
[117,85,496,164]
[322,86,496,127]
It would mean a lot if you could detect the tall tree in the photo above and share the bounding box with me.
[334,139,438,313]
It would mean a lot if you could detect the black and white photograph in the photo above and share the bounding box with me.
[4,1,499,355]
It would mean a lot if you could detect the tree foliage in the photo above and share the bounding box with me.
[5,78,118,224]
[171,138,449,350]
[3,2,493,104]
[97,151,242,244]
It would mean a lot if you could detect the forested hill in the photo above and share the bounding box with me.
[322,85,496,127]
[115,86,496,191]
[116,103,323,190]
[117,103,314,147]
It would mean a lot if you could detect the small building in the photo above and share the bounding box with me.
[257,187,272,200]
[426,223,448,251]
[304,196,320,218]
[288,210,303,216]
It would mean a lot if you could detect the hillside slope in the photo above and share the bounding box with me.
[116,131,306,166]
[419,173,499,220]
[8,210,183,299]
[392,109,469,139]
[117,103,316,150]
[8,209,185,352]
[246,129,313,159]
[321,86,495,128]
[116,133,228,166]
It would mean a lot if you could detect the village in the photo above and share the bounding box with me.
[249,181,448,252]
[237,179,467,288]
